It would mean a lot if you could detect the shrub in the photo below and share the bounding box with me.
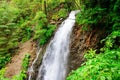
[12,54,30,80]
[67,1,120,79]
[67,31,120,80]
[0,68,9,80]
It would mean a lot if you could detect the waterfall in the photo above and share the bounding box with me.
[36,11,80,80]
[28,47,42,80]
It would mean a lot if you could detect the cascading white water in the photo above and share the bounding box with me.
[36,11,80,80]
[28,47,42,80]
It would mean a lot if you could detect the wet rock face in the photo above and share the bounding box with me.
[28,44,48,80]
[68,25,105,72]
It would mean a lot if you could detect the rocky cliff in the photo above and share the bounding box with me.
[68,24,105,72]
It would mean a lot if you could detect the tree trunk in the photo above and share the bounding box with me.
[42,0,47,15]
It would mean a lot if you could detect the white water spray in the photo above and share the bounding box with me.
[36,11,80,80]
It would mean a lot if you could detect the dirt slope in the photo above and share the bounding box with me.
[5,39,36,78]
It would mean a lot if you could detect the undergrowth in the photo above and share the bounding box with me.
[67,31,120,80]
[67,0,120,80]
[0,0,58,69]
[0,54,30,80]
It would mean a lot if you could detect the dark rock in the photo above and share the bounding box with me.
[68,24,105,74]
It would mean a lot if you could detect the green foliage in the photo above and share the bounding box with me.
[32,11,56,45]
[0,0,58,69]
[0,54,30,80]
[33,11,47,40]
[0,68,9,80]
[65,0,81,10]
[33,11,47,22]
[12,71,26,80]
[47,0,65,11]
[67,35,120,80]
[84,49,96,60]
[101,31,120,50]
[113,0,120,13]
[76,0,120,32]
[58,9,68,18]
[0,2,20,24]
[52,8,68,20]
[39,24,56,45]
[0,2,20,68]
[0,69,27,80]
[46,24,56,37]
[0,1,33,69]
[0,55,11,68]
[17,19,32,42]
[67,48,120,80]
[22,54,30,70]
[12,54,30,80]
[68,0,120,80]
[76,6,106,29]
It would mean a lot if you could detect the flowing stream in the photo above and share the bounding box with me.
[36,11,79,80]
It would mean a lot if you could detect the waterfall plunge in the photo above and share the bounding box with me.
[36,11,80,80]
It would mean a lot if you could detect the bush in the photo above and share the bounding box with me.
[12,54,30,80]
[67,31,120,80]
[52,8,68,20]
[0,68,9,80]
[0,54,30,80]
[39,24,56,45]
[67,49,120,80]
[67,1,120,80]
[0,55,11,68]
[0,2,20,68]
